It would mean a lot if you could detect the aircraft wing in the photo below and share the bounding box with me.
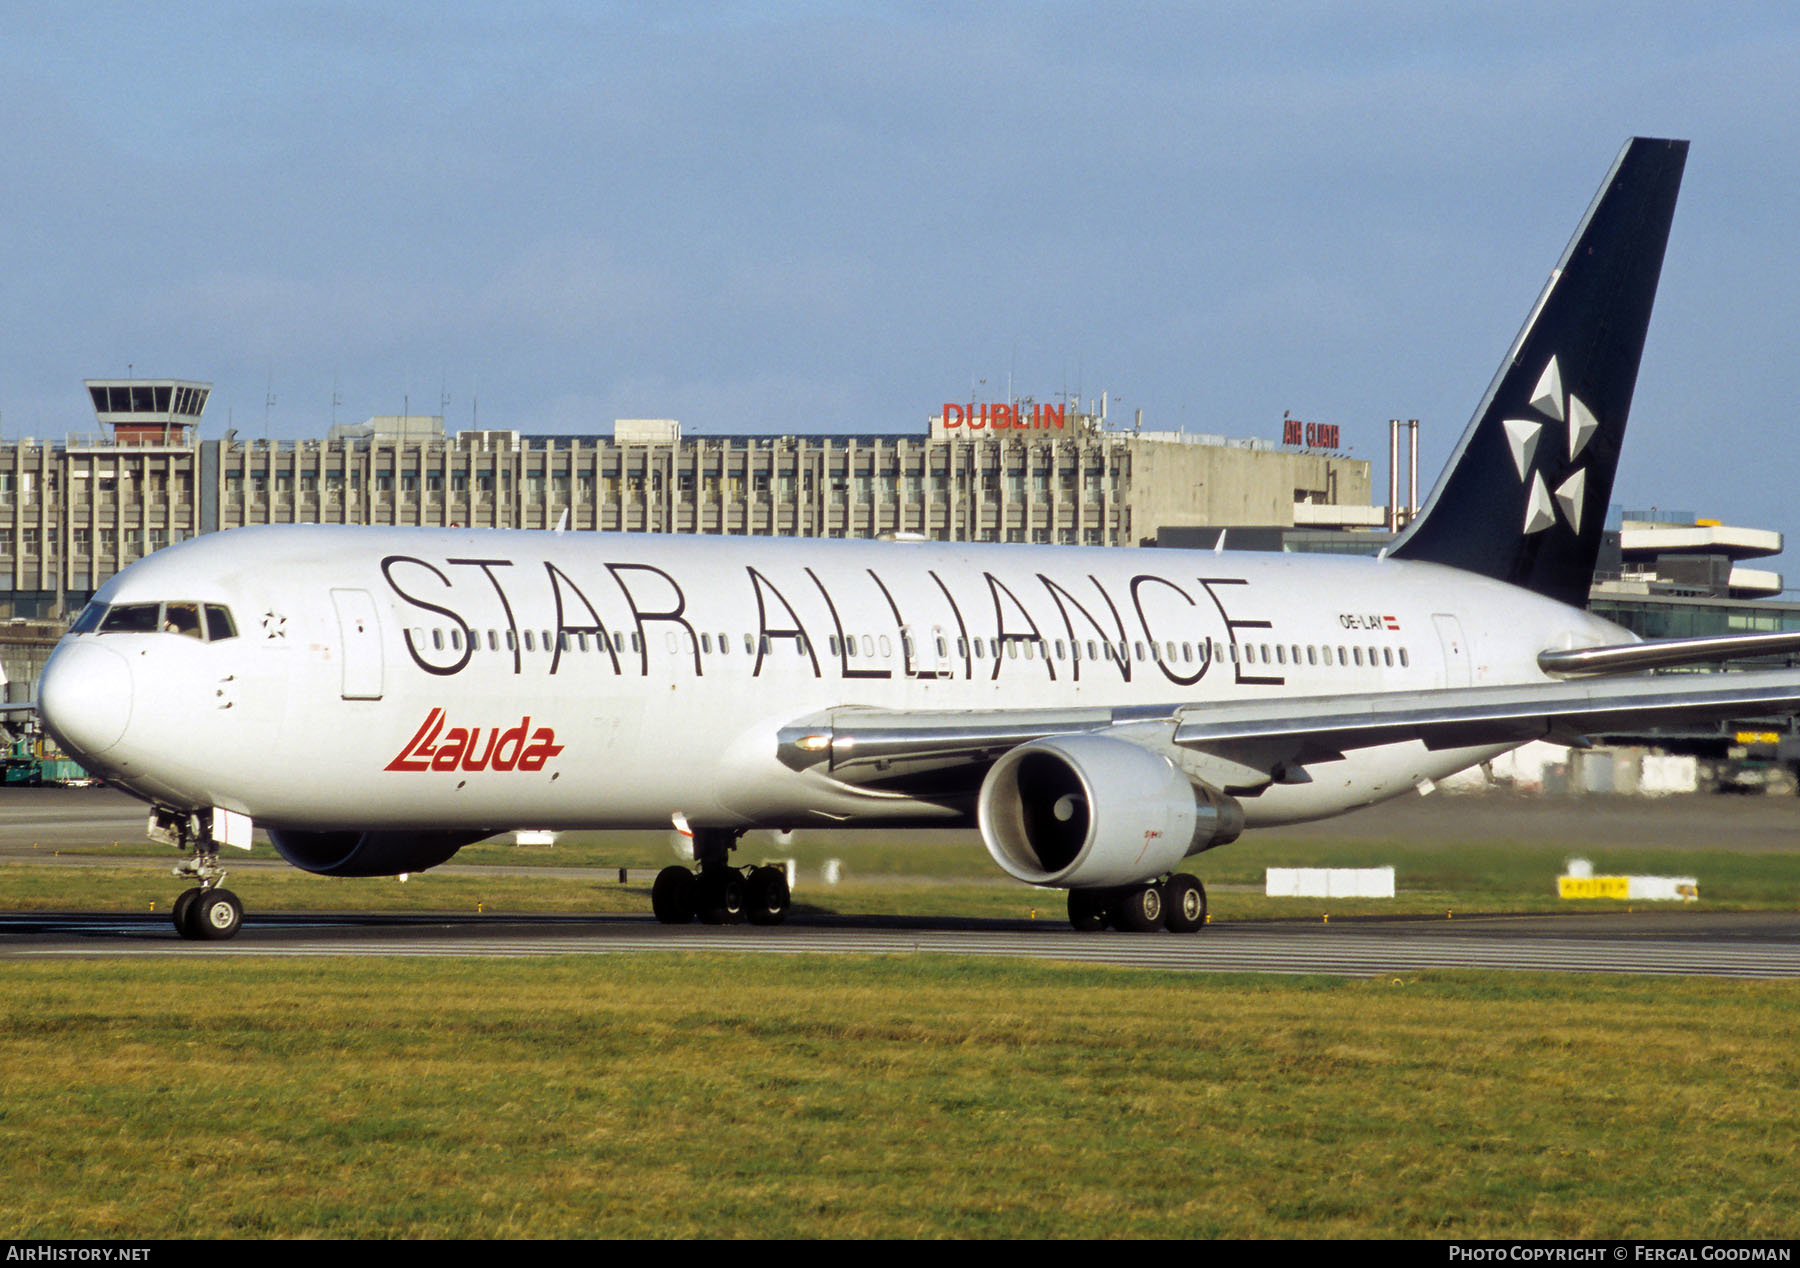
[779,669,1800,789]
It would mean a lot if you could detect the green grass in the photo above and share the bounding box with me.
[1,957,1797,1238]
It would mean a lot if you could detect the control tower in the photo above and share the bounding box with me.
[83,378,209,445]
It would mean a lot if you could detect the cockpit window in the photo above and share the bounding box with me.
[70,602,107,634]
[90,601,239,642]
[204,605,237,642]
[163,602,203,640]
[99,603,160,634]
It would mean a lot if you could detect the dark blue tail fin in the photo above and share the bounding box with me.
[1387,137,1688,608]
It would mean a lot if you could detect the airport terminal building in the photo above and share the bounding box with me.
[0,379,1373,687]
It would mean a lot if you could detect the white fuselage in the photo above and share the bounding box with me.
[41,524,1629,836]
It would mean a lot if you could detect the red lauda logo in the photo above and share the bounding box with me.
[385,709,566,773]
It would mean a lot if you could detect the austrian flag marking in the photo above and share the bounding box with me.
[386,708,566,772]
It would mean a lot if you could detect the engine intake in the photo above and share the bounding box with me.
[977,734,1242,888]
[266,829,490,877]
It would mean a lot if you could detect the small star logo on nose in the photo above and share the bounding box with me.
[262,611,287,639]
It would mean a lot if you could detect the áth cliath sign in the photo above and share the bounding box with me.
[1282,410,1339,450]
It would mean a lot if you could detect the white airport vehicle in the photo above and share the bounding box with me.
[34,137,1800,940]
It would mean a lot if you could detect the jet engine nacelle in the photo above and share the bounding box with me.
[977,734,1243,888]
[266,828,491,877]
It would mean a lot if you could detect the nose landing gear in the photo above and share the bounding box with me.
[155,809,246,941]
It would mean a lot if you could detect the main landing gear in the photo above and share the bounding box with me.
[651,827,791,926]
[155,810,245,941]
[1067,874,1207,934]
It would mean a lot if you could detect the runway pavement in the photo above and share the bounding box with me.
[6,908,1800,977]
[5,785,1799,976]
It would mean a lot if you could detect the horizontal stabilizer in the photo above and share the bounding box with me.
[1539,632,1800,677]
[1171,670,1800,755]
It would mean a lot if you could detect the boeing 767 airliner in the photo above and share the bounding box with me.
[34,137,1800,939]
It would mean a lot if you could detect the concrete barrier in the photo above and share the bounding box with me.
[1265,867,1395,898]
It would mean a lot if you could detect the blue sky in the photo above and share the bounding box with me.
[6,3,1798,576]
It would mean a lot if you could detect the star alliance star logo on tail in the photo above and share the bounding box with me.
[1501,355,1594,535]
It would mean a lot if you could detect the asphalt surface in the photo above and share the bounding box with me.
[5,908,1800,976]
[5,785,1799,976]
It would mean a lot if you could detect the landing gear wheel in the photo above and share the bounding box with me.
[1067,890,1109,932]
[651,866,697,924]
[745,867,791,926]
[1163,875,1207,933]
[193,889,243,941]
[696,868,745,925]
[1114,884,1164,933]
[171,888,203,939]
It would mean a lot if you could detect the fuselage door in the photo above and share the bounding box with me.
[331,588,384,700]
[1432,613,1471,687]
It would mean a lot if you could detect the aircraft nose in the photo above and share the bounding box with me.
[39,641,133,759]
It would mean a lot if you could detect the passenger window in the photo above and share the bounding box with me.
[1353,647,1364,667]
[1400,647,1410,668]
[702,633,713,654]
[203,605,236,642]
[1275,645,1286,666]
[1383,647,1393,667]
[717,632,728,655]
[523,631,535,652]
